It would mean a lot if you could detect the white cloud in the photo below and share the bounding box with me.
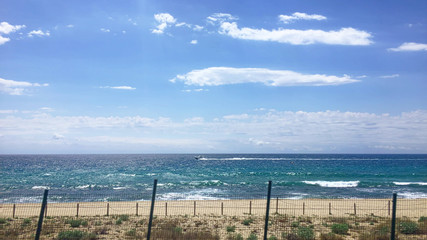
[190,40,198,44]
[0,35,10,45]
[279,12,327,24]
[0,77,48,95]
[193,25,204,31]
[1,110,426,153]
[101,86,136,90]
[66,24,74,28]
[100,28,110,33]
[152,13,177,34]
[388,42,427,52]
[171,67,359,87]
[28,30,50,37]
[380,74,399,79]
[0,22,26,45]
[219,22,373,45]
[207,13,238,24]
[0,22,26,34]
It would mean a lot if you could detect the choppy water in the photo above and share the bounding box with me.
[1,154,426,203]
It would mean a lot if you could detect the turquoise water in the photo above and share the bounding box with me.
[1,154,426,203]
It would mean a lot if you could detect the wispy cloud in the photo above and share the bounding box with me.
[100,86,136,90]
[380,74,399,79]
[219,22,373,45]
[1,110,426,153]
[0,21,26,45]
[28,30,50,37]
[100,28,110,33]
[190,40,198,44]
[207,13,238,24]
[279,12,327,24]
[152,13,177,34]
[388,42,427,52]
[171,67,359,87]
[0,77,48,95]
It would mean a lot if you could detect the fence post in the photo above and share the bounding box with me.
[388,200,391,216]
[147,179,158,240]
[35,189,49,240]
[329,203,332,215]
[263,181,272,240]
[303,202,305,215]
[276,197,278,214]
[390,193,397,240]
[221,202,223,216]
[76,203,79,217]
[249,201,252,215]
[106,203,109,216]
[13,204,16,218]
[165,202,167,216]
[194,201,196,216]
[353,203,356,215]
[136,202,138,216]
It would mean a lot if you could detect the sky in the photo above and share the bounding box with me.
[1,0,427,154]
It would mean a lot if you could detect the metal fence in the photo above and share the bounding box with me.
[1,180,426,240]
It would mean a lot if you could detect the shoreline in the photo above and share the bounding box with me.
[1,198,426,219]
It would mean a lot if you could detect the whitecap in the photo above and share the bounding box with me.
[399,192,427,199]
[393,182,427,186]
[31,186,50,190]
[302,181,359,188]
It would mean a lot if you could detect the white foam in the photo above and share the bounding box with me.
[303,181,359,188]
[393,182,427,186]
[399,192,427,199]
[113,187,128,190]
[31,186,50,190]
[157,189,224,201]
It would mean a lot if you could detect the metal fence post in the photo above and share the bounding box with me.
[391,193,397,240]
[35,189,49,240]
[147,179,158,240]
[263,181,272,240]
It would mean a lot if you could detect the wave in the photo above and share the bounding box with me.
[302,181,360,188]
[393,182,427,186]
[399,192,427,199]
[31,186,50,190]
[157,188,224,201]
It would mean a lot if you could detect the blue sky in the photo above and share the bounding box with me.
[1,0,427,153]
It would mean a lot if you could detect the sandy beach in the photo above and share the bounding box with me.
[1,198,426,218]
[1,198,426,239]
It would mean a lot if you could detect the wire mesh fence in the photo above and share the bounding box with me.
[1,181,426,239]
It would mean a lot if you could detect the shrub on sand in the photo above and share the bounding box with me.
[331,223,349,235]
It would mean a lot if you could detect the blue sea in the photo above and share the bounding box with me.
[1,154,426,203]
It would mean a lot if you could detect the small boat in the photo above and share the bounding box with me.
[194,155,203,160]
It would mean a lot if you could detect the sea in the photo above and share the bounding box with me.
[1,154,426,203]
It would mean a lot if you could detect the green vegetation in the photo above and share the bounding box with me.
[57,230,96,240]
[297,226,315,240]
[267,235,278,240]
[227,233,244,240]
[226,225,236,232]
[246,233,258,240]
[398,220,418,234]
[331,223,349,235]
[0,218,7,224]
[291,221,300,228]
[65,219,86,228]
[242,218,254,226]
[22,218,31,226]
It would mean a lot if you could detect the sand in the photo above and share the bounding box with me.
[1,198,426,218]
